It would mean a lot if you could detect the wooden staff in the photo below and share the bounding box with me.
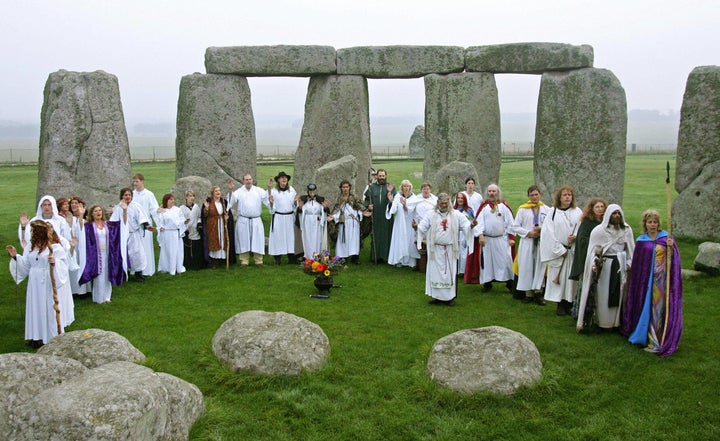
[47,240,62,335]
[224,201,230,270]
[661,161,673,346]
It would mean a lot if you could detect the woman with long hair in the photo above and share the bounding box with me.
[68,196,91,296]
[386,179,419,268]
[202,186,234,268]
[568,197,607,318]
[7,221,70,347]
[80,205,124,303]
[180,190,205,270]
[156,193,187,275]
[454,191,479,283]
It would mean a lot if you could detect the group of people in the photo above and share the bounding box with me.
[6,169,683,356]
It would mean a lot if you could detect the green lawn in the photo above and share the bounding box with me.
[0,156,717,440]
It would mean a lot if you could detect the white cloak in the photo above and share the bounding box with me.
[157,205,186,275]
[386,193,420,267]
[540,206,582,302]
[268,186,297,255]
[509,203,550,291]
[474,203,515,283]
[132,188,159,276]
[299,198,327,259]
[231,185,270,254]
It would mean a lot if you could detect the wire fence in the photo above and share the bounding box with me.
[0,142,678,164]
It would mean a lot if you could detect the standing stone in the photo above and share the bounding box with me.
[424,73,501,192]
[534,68,627,206]
[37,70,131,207]
[294,75,371,190]
[314,155,359,202]
[205,45,337,76]
[337,45,464,78]
[171,175,213,207]
[433,161,478,196]
[465,42,594,73]
[176,73,256,187]
[673,66,720,241]
[408,125,425,158]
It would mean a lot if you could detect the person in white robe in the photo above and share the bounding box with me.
[68,197,91,296]
[230,174,271,266]
[417,193,473,306]
[19,195,73,251]
[298,183,328,260]
[387,180,419,268]
[111,187,155,282]
[509,185,550,304]
[180,190,204,270]
[540,186,583,314]
[460,177,483,215]
[576,204,635,332]
[267,171,298,264]
[156,194,187,275]
[406,182,437,272]
[328,180,364,263]
[474,184,516,293]
[132,173,159,277]
[7,220,71,346]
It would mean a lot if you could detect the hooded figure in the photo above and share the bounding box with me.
[19,195,73,250]
[575,204,635,332]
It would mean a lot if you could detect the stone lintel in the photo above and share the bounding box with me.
[337,45,465,78]
[205,45,336,76]
[465,42,593,74]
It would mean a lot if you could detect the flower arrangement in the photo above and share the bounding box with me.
[302,251,345,281]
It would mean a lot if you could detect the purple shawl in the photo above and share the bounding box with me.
[622,231,683,357]
[80,220,125,286]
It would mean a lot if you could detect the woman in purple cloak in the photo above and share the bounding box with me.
[623,209,682,357]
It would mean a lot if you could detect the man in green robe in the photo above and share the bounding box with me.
[363,169,396,264]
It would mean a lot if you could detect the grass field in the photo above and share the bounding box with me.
[0,156,718,440]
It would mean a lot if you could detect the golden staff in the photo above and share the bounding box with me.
[46,227,62,336]
[661,162,672,346]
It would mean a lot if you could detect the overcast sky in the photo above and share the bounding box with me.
[1,0,717,125]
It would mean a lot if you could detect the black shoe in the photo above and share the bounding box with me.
[556,302,567,316]
[521,296,534,304]
[481,283,492,293]
[428,299,442,305]
[534,294,546,306]
[446,298,456,306]
[135,273,145,283]
[274,256,282,265]
[505,280,515,294]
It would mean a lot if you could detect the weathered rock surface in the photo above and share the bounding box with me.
[176,73,256,187]
[7,361,204,441]
[432,161,478,196]
[205,45,337,76]
[37,328,146,368]
[427,326,542,395]
[0,353,87,436]
[337,45,464,78]
[212,310,330,376]
[673,66,720,241]
[534,68,627,206]
[171,175,213,207]
[424,73,500,192]
[37,70,131,207]
[295,75,371,190]
[408,125,426,158]
[314,155,359,202]
[465,42,594,73]
[693,242,720,276]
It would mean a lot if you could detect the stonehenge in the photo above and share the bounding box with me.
[36,46,718,240]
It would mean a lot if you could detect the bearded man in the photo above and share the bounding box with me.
[416,193,473,306]
[474,184,516,293]
[576,204,635,332]
[363,169,396,264]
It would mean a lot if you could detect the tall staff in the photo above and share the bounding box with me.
[661,162,673,345]
[224,199,230,270]
[46,227,62,335]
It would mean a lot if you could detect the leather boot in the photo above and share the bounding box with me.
[534,292,546,306]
